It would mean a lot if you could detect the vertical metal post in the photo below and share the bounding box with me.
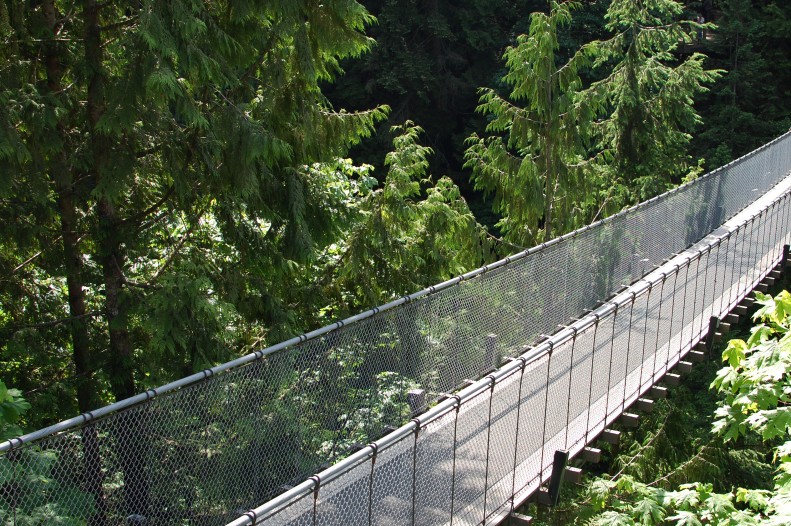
[368,446,378,526]
[538,344,554,484]
[620,293,637,415]
[310,476,320,526]
[485,334,497,373]
[410,426,419,526]
[705,316,720,353]
[744,216,757,295]
[677,257,693,364]
[651,275,668,385]
[664,264,682,376]
[688,251,703,350]
[716,235,729,317]
[727,228,741,311]
[637,282,654,396]
[698,247,711,342]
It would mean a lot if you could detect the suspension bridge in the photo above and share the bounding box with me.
[2,132,791,526]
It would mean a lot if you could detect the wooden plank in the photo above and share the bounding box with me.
[650,385,668,399]
[510,512,534,526]
[636,398,654,413]
[725,313,739,324]
[536,489,552,506]
[582,447,601,463]
[664,372,681,386]
[621,413,640,428]
[688,350,706,363]
[564,467,583,484]
[601,429,621,445]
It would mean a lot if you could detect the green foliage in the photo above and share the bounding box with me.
[581,290,791,525]
[0,0,390,420]
[465,1,597,245]
[0,384,95,525]
[693,0,791,168]
[465,0,719,244]
[0,381,30,442]
[326,122,490,310]
[585,0,722,203]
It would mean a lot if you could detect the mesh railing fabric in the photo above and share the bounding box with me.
[2,131,791,526]
[230,144,791,526]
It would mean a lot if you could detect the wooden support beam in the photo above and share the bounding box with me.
[713,332,724,343]
[755,283,769,293]
[601,429,621,445]
[725,313,739,324]
[688,350,706,363]
[770,270,782,279]
[582,447,601,463]
[545,450,569,506]
[650,385,668,399]
[621,413,640,428]
[664,372,681,386]
[764,276,776,286]
[536,489,552,506]
[719,322,731,334]
[677,361,693,374]
[695,342,708,353]
[636,398,654,413]
[510,512,534,526]
[735,305,748,316]
[564,467,583,484]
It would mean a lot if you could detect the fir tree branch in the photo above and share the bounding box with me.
[3,310,102,331]
[119,185,175,228]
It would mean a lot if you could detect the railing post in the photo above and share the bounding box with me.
[485,334,497,374]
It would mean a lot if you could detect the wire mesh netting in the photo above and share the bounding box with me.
[2,132,791,526]
[233,152,791,526]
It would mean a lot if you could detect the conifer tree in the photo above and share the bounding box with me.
[0,0,386,409]
[587,0,722,202]
[464,0,595,246]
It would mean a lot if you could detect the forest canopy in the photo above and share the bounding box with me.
[0,0,789,447]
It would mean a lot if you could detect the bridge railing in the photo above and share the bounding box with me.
[1,132,790,526]
[228,145,791,526]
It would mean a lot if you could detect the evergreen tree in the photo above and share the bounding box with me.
[0,0,386,415]
[587,0,722,202]
[464,0,596,246]
[694,0,791,167]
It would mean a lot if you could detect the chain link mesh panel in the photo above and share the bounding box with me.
[2,134,791,526]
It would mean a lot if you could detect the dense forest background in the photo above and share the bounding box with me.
[0,0,789,448]
[1,0,791,524]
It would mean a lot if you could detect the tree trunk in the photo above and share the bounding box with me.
[43,2,107,522]
[544,62,554,241]
[83,0,148,519]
